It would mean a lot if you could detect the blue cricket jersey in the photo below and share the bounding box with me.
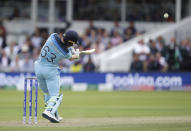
[37,33,72,67]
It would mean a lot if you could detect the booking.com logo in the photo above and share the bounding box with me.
[106,73,182,88]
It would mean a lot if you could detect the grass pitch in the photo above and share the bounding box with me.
[0,90,191,131]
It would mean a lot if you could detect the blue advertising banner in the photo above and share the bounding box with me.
[0,72,190,91]
[105,73,191,91]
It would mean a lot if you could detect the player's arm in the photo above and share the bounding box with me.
[69,54,80,61]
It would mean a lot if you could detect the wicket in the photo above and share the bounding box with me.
[23,77,38,124]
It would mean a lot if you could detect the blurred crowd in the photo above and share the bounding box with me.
[131,37,191,72]
[1,19,191,73]
[0,19,191,73]
[0,24,44,72]
[0,20,140,72]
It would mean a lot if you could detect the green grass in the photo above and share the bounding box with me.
[0,90,191,130]
[1,123,191,131]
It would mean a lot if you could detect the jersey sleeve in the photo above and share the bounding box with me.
[64,50,72,59]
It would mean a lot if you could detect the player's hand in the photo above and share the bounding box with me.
[71,47,76,54]
[75,49,80,59]
[57,65,63,73]
[57,67,62,73]
[70,49,80,60]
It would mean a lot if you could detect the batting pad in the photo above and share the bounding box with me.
[49,94,63,114]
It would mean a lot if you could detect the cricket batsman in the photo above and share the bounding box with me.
[34,30,80,123]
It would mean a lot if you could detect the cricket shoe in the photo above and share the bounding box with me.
[50,112,63,123]
[42,110,60,123]
[50,116,63,123]
[55,111,63,121]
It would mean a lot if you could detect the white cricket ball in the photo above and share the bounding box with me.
[164,13,169,19]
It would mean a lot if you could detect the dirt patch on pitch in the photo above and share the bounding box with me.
[0,116,191,127]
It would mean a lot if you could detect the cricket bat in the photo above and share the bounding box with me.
[77,48,96,54]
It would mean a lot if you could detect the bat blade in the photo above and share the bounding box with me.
[80,49,95,54]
